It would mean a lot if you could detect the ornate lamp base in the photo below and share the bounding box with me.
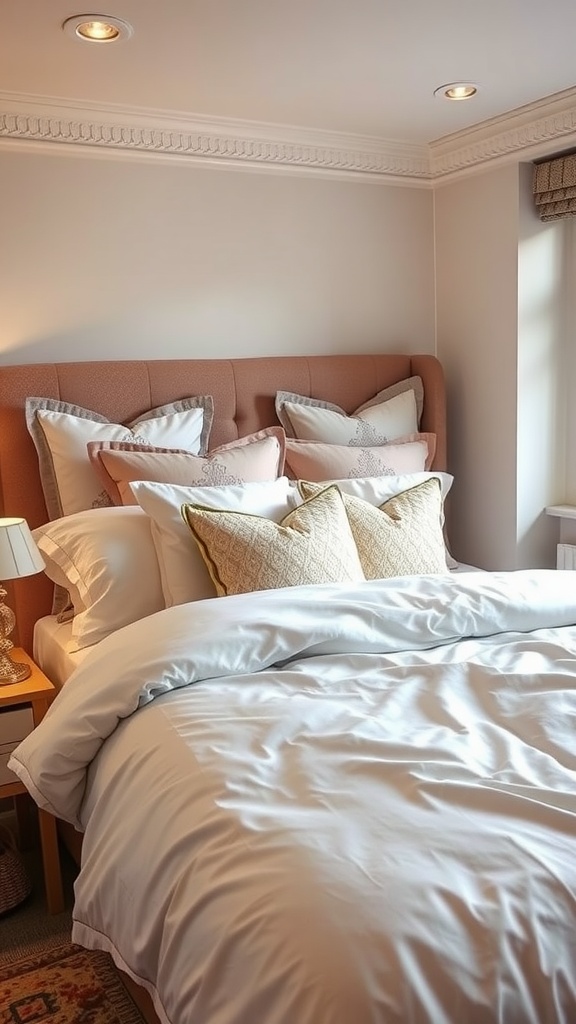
[0,584,30,684]
[0,651,31,685]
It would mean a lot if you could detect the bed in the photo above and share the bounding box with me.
[2,354,576,1024]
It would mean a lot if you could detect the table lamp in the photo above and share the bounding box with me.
[0,518,45,684]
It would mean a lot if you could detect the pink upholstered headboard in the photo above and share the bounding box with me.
[0,353,446,651]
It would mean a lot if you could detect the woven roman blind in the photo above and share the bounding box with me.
[533,154,576,221]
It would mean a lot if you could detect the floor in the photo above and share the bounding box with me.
[0,806,76,960]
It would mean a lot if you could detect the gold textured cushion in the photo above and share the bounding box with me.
[299,477,449,579]
[181,485,366,596]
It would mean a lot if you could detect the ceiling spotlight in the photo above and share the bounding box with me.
[434,82,478,101]
[62,14,133,42]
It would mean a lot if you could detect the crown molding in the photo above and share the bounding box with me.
[0,92,431,184]
[2,88,576,185]
[430,86,576,182]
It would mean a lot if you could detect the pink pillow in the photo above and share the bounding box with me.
[284,434,434,481]
[88,427,286,505]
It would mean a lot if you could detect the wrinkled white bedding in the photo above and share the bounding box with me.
[10,570,576,1024]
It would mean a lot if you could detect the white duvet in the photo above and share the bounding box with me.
[10,570,576,1024]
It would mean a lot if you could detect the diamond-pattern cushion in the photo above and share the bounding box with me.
[300,477,449,579]
[181,485,365,596]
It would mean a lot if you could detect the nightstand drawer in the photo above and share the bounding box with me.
[0,707,34,785]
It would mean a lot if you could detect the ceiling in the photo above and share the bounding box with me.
[2,0,576,179]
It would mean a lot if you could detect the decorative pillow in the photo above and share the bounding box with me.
[284,436,432,481]
[130,477,301,607]
[298,472,453,506]
[275,376,423,444]
[87,428,286,506]
[26,395,214,520]
[181,485,365,597]
[32,507,165,651]
[298,478,449,579]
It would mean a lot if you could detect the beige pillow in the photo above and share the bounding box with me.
[181,484,365,597]
[87,427,286,505]
[299,478,449,579]
[284,436,432,481]
[131,477,300,607]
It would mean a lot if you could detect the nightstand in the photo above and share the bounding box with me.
[0,649,64,914]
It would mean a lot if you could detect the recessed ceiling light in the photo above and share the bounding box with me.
[434,82,478,101]
[62,14,133,43]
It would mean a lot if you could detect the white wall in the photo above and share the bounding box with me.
[435,162,567,569]
[435,164,520,568]
[0,147,435,364]
[2,143,572,572]
[516,162,567,566]
[564,219,576,502]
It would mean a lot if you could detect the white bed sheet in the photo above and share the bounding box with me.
[31,564,481,693]
[12,570,576,1024]
[33,615,91,690]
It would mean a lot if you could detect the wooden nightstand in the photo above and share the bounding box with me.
[0,649,64,914]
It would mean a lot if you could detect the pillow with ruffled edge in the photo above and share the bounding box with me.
[130,477,302,607]
[26,395,214,521]
[87,427,286,506]
[299,477,449,580]
[275,376,423,444]
[181,484,365,597]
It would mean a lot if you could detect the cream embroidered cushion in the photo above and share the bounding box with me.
[284,437,432,481]
[131,477,301,607]
[181,485,365,597]
[298,472,456,569]
[87,427,285,505]
[275,376,423,444]
[299,477,449,579]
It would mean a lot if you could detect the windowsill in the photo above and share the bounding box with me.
[545,504,576,520]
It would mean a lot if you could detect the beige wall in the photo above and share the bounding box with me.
[1,142,572,570]
[565,219,576,503]
[435,162,568,569]
[516,162,567,566]
[0,148,435,365]
[435,164,520,568]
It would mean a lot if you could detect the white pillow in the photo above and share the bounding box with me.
[298,472,453,505]
[26,396,214,519]
[275,376,422,444]
[131,477,301,608]
[33,507,165,651]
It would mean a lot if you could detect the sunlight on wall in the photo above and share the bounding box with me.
[564,219,576,501]
[516,199,567,565]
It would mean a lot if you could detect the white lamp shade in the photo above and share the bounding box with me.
[0,518,45,580]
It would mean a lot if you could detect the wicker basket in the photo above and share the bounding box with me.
[0,823,32,914]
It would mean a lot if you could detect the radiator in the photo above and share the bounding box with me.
[557,543,576,569]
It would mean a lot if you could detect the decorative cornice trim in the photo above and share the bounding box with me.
[0,93,431,184]
[2,88,576,185]
[430,87,576,182]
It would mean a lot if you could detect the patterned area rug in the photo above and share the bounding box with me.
[0,942,146,1024]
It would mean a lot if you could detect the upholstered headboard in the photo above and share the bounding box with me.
[0,353,446,651]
